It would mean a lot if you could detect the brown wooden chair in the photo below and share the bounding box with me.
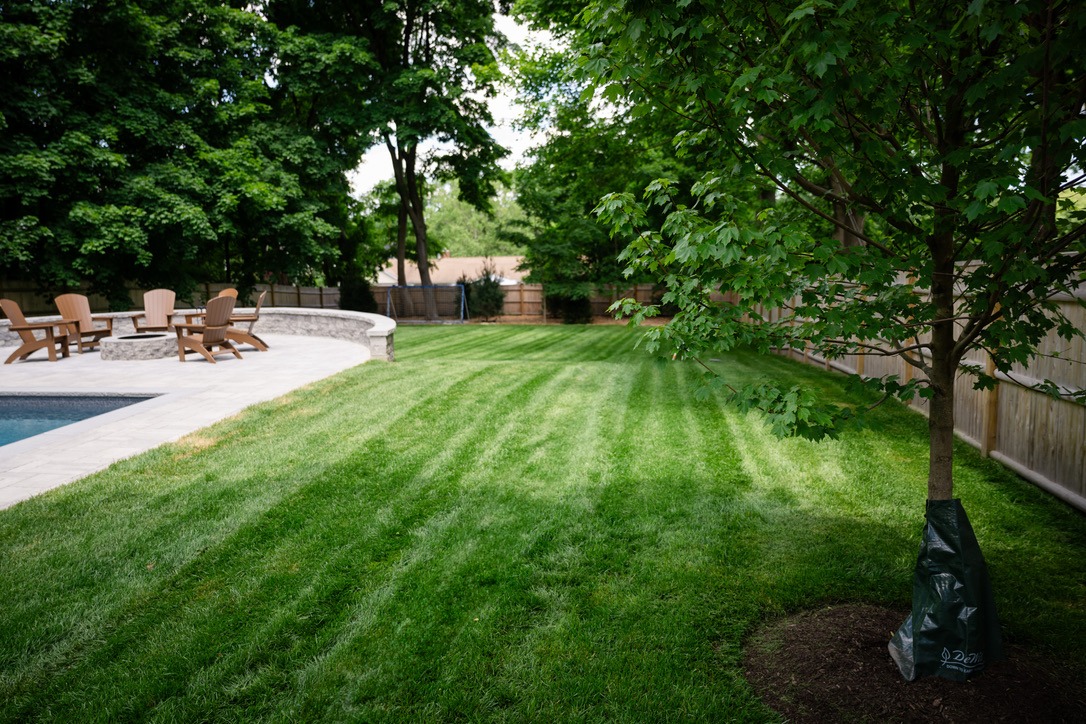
[1,299,72,364]
[174,295,242,363]
[226,290,269,351]
[54,293,113,352]
[132,288,176,333]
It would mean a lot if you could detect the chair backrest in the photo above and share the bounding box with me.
[253,289,266,314]
[0,299,34,343]
[218,288,238,299]
[200,295,235,344]
[142,288,176,327]
[54,293,94,329]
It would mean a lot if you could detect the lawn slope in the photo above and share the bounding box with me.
[1,326,1083,722]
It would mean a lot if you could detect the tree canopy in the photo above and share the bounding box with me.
[267,0,510,316]
[508,10,737,303]
[426,181,526,258]
[0,0,367,306]
[581,0,1085,502]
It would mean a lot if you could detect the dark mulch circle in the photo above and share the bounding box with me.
[743,604,1086,723]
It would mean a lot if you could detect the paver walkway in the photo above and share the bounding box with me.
[0,335,372,508]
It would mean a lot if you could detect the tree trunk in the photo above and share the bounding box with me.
[396,200,408,287]
[927,350,956,501]
[386,133,437,318]
[927,232,958,501]
[403,154,437,319]
[394,200,416,317]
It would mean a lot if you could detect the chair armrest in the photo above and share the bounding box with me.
[12,321,67,332]
[174,322,206,333]
[90,314,113,331]
[13,318,76,333]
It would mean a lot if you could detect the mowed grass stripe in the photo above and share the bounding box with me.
[6,361,570,718]
[0,359,501,684]
[401,324,640,364]
[279,360,645,720]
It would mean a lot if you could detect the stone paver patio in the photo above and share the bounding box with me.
[0,334,374,509]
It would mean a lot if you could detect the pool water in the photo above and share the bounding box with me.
[0,395,156,447]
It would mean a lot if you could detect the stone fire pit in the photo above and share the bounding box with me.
[100,333,176,361]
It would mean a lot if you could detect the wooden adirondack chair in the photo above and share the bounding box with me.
[132,288,176,333]
[174,295,242,363]
[1,299,72,364]
[226,290,269,351]
[54,293,113,352]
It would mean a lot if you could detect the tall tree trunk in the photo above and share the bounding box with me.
[396,200,408,287]
[386,133,437,318]
[402,151,437,319]
[394,200,416,316]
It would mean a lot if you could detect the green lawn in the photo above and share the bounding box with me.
[1,325,1083,722]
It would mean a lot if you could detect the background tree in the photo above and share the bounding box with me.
[0,0,349,306]
[268,0,510,318]
[511,3,771,318]
[586,0,1085,681]
[426,180,526,258]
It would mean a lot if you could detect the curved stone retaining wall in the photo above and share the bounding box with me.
[1,307,395,361]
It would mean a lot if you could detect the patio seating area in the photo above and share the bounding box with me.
[0,302,396,509]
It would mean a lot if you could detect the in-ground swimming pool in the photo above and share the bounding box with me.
[0,394,157,447]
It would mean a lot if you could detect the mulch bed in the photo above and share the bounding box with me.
[743,604,1086,723]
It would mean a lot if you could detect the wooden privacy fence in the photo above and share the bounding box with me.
[369,283,659,320]
[759,292,1086,513]
[4,280,654,318]
[0,280,342,315]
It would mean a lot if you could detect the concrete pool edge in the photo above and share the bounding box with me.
[0,391,179,457]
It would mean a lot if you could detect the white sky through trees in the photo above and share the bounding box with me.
[347,14,547,197]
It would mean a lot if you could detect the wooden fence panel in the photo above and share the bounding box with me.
[997,384,1086,499]
[774,292,1085,511]
[503,284,544,317]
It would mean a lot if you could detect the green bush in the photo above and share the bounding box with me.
[459,260,505,321]
[545,293,593,324]
[339,277,378,313]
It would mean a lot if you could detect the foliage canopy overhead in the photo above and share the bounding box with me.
[582,0,1085,499]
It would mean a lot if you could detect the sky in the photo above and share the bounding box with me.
[346,15,547,197]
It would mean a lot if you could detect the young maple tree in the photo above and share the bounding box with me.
[587,0,1085,500]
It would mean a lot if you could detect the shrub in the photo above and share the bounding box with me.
[459,260,505,321]
[545,293,593,324]
[339,277,378,313]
